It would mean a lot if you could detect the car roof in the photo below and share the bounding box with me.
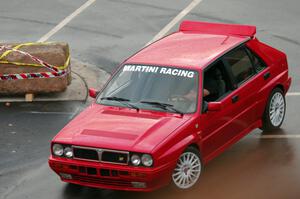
[125,31,250,70]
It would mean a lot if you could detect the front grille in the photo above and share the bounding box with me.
[73,148,99,161]
[72,175,132,187]
[73,146,129,165]
[101,151,128,164]
[100,169,110,176]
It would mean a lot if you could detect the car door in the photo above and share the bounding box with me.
[244,45,269,122]
[199,59,243,161]
[222,46,260,129]
[200,46,260,161]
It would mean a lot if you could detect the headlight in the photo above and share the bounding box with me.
[52,144,64,156]
[131,154,141,166]
[141,154,153,167]
[64,147,73,158]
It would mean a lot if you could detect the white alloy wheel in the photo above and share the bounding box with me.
[172,151,201,189]
[269,92,285,127]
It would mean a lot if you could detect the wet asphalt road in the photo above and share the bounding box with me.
[1,0,300,199]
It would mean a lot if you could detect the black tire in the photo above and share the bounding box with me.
[169,146,202,191]
[262,88,286,131]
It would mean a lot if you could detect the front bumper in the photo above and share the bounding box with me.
[48,155,174,192]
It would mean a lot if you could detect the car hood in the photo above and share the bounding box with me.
[53,104,192,153]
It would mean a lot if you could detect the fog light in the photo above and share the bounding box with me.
[60,173,72,180]
[131,182,146,188]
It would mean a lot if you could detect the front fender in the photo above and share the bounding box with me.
[155,134,199,168]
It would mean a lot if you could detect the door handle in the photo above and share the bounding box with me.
[264,71,270,80]
[232,95,239,103]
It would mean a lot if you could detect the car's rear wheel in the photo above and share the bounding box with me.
[262,88,286,131]
[171,147,202,190]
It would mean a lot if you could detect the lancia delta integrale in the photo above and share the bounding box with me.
[49,21,291,191]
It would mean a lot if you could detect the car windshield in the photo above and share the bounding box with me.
[97,64,199,114]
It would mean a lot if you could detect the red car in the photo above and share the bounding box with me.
[49,21,291,191]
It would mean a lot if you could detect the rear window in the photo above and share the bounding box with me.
[224,47,255,85]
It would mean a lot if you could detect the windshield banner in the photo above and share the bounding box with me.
[123,65,195,78]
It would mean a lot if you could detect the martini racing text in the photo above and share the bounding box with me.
[123,65,195,78]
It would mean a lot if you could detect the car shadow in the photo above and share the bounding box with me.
[62,183,188,199]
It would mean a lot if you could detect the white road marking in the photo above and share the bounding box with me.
[256,134,300,139]
[146,0,203,46]
[286,92,300,96]
[28,111,73,115]
[38,0,96,42]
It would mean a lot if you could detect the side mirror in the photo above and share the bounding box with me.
[207,102,223,112]
[88,88,99,98]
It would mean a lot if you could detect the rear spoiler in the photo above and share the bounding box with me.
[179,20,256,37]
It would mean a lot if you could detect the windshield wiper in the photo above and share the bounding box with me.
[140,101,183,115]
[101,96,139,111]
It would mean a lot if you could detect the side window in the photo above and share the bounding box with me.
[223,47,255,85]
[246,47,267,72]
[203,60,232,102]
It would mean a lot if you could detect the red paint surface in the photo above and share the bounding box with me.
[127,32,248,69]
[179,20,256,37]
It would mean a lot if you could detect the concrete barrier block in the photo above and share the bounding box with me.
[0,42,71,95]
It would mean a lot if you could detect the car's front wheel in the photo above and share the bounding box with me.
[171,147,202,190]
[262,87,286,131]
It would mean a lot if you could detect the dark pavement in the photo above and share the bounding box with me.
[1,0,300,198]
